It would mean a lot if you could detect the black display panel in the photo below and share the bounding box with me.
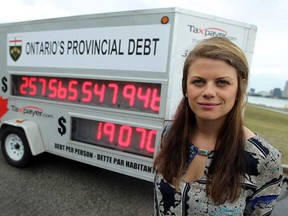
[71,117,156,158]
[11,75,161,114]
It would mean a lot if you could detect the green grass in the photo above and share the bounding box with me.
[244,104,288,164]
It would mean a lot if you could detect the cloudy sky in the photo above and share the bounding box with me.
[1,0,287,92]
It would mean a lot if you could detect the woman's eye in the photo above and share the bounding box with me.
[216,80,230,86]
[192,80,204,85]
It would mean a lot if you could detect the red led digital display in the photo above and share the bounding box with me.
[71,117,156,158]
[11,75,161,114]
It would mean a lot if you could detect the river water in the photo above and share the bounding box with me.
[248,96,288,109]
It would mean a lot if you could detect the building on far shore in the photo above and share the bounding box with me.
[272,88,282,98]
[249,80,288,99]
[283,80,288,98]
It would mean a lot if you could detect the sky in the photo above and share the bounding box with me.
[1,0,287,93]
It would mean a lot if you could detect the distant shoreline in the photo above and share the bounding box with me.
[248,95,288,101]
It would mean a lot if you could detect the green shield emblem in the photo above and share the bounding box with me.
[10,45,22,62]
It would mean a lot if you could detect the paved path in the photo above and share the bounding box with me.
[0,152,154,216]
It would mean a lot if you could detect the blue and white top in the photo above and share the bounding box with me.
[154,134,283,215]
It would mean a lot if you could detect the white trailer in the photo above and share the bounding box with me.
[0,8,257,181]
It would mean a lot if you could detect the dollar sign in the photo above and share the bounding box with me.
[58,116,66,136]
[2,77,7,93]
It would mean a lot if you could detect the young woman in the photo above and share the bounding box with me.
[153,37,283,215]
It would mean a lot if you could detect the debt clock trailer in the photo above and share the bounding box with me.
[0,8,257,181]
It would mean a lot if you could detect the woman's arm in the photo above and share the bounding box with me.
[244,141,283,215]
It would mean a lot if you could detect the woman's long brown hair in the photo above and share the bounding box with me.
[153,37,249,204]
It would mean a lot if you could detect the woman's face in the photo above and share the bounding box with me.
[186,57,238,123]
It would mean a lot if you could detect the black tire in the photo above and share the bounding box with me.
[0,127,32,167]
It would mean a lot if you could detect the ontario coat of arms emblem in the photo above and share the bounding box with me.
[9,37,22,62]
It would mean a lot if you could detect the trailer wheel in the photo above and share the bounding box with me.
[1,127,32,167]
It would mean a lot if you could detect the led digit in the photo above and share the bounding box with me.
[123,84,136,106]
[118,125,132,147]
[108,83,118,104]
[39,78,47,96]
[48,78,58,98]
[103,122,115,143]
[68,80,78,100]
[146,130,156,153]
[20,76,29,95]
[96,122,103,140]
[137,87,151,108]
[150,88,161,111]
[57,80,67,99]
[94,83,105,103]
[28,77,37,96]
[136,127,147,149]
[82,81,92,102]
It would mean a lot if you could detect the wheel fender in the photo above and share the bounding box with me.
[0,119,45,156]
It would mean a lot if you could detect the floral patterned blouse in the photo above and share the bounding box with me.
[154,134,283,215]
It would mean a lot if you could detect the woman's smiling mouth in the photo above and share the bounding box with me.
[198,102,221,109]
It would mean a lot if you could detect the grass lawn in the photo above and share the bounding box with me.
[244,104,288,164]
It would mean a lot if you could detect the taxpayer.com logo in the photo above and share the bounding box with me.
[188,25,227,37]
[10,105,53,119]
